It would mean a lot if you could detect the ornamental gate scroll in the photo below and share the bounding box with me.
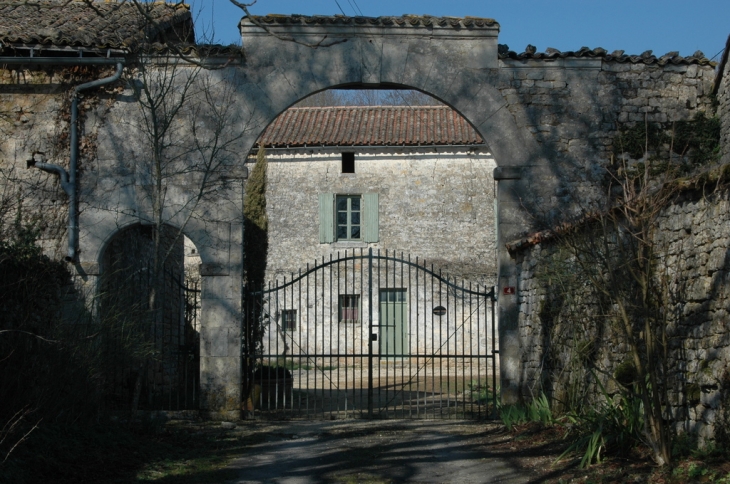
[243,249,497,419]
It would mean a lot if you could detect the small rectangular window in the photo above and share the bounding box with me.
[281,310,297,331]
[339,295,360,323]
[342,152,355,173]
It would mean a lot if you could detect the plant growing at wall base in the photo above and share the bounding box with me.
[558,371,646,468]
[500,393,554,431]
[542,150,680,465]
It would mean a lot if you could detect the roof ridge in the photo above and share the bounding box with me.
[287,105,450,111]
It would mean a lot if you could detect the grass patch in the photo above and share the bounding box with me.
[1,418,259,484]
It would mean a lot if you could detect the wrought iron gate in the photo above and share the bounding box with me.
[243,249,497,419]
[102,264,200,412]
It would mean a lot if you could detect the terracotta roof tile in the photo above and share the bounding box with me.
[259,106,484,148]
[499,45,714,66]
[0,0,193,51]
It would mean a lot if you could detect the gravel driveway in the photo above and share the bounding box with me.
[224,419,550,484]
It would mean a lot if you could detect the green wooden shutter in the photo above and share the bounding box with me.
[319,193,334,243]
[363,192,379,243]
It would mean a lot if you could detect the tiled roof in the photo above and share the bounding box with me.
[258,106,485,148]
[244,14,498,29]
[499,45,714,66]
[0,0,193,51]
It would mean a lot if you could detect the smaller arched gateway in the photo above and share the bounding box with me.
[99,224,201,413]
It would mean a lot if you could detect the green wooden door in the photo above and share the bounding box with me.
[379,289,408,359]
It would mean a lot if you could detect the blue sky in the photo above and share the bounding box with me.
[193,0,730,60]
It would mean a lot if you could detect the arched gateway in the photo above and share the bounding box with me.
[2,0,716,419]
[77,15,559,418]
[47,9,713,416]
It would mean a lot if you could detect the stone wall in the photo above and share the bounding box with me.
[0,67,82,258]
[0,28,723,414]
[716,35,730,165]
[493,56,716,205]
[513,186,730,442]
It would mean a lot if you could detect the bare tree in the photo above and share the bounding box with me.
[537,136,691,466]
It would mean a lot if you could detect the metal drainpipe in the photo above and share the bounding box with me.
[2,57,125,261]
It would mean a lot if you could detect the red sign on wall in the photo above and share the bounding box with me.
[503,286,516,295]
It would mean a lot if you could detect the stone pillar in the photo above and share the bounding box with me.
[197,218,244,420]
[494,166,524,405]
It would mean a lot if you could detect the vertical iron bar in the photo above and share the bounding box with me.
[359,248,364,417]
[416,257,421,418]
[383,249,388,416]
[431,264,432,417]
[306,263,311,417]
[367,248,374,418]
[462,279,467,417]
[314,256,327,417]
[471,281,476,418]
[407,253,412,418]
[491,287,497,418]
[328,253,333,418]
[297,268,302,417]
[378,249,383,416]
[446,274,451,418]
[397,252,402,417]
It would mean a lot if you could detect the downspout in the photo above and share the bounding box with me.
[67,62,125,261]
[2,57,125,261]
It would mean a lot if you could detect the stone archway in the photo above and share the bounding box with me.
[232,16,556,404]
[80,15,563,415]
[98,223,199,412]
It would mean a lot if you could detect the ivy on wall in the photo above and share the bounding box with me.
[612,112,721,167]
[243,146,268,286]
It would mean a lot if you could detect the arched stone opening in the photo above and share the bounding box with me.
[241,87,501,416]
[98,223,200,413]
[233,17,556,404]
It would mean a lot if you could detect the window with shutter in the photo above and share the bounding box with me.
[318,193,334,243]
[319,192,379,244]
[363,193,379,243]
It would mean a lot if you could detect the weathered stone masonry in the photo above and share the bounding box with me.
[716,35,730,165]
[1,6,723,414]
[513,185,730,442]
[508,39,730,440]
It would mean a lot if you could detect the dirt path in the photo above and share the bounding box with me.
[224,419,556,484]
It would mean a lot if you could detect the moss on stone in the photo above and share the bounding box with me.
[614,359,638,388]
[686,383,701,406]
